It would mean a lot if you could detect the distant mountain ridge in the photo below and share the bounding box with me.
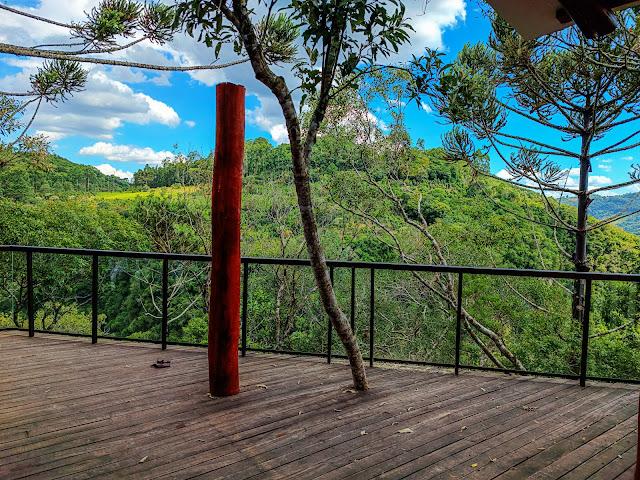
[564,192,640,235]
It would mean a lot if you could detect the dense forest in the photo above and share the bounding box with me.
[0,131,639,381]
[0,154,131,202]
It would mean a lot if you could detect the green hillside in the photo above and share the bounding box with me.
[564,193,640,235]
[0,154,132,202]
[0,141,639,382]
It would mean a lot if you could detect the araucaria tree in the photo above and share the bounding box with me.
[0,0,414,390]
[0,59,86,168]
[422,13,640,319]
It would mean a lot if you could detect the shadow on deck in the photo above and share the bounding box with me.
[1,331,638,479]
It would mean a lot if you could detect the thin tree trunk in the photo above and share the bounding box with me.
[572,106,592,324]
[290,148,368,389]
[227,0,368,389]
[569,105,593,374]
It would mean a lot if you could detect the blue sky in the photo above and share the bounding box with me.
[0,1,638,195]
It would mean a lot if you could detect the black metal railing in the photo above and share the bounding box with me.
[1,245,639,386]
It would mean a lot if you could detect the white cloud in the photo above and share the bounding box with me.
[564,176,578,188]
[622,156,634,161]
[269,124,289,144]
[364,111,388,131]
[107,69,149,84]
[0,68,181,141]
[420,102,433,114]
[599,158,613,163]
[0,1,92,41]
[79,142,174,165]
[184,120,196,128]
[0,2,181,141]
[498,167,617,196]
[143,96,180,127]
[563,168,612,190]
[589,175,613,188]
[246,95,289,144]
[595,182,640,196]
[149,73,172,87]
[389,99,407,108]
[95,163,133,181]
[403,0,467,52]
[35,130,66,142]
[3,58,42,70]
[0,0,467,149]
[107,68,172,87]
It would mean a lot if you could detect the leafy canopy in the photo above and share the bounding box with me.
[175,0,413,106]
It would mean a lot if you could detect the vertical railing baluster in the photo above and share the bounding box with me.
[350,267,356,335]
[27,250,34,337]
[579,278,592,387]
[162,258,168,350]
[455,272,463,375]
[369,267,375,368]
[327,265,334,364]
[241,261,248,357]
[92,254,98,344]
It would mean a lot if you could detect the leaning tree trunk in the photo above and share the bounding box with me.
[227,0,368,390]
[290,145,369,389]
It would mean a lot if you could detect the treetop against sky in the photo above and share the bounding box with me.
[0,0,638,196]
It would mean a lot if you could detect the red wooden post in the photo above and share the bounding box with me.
[208,82,245,396]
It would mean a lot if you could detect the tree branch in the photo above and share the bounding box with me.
[0,42,249,72]
[0,4,73,29]
[589,317,639,338]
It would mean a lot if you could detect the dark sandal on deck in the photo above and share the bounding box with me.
[151,360,171,368]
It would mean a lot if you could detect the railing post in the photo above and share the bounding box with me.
[327,265,334,364]
[579,278,592,387]
[92,254,98,344]
[455,272,463,375]
[350,266,356,334]
[162,258,168,350]
[27,250,34,337]
[242,261,248,357]
[369,267,375,368]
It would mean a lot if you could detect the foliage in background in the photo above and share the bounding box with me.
[0,133,638,378]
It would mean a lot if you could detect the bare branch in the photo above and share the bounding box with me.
[587,207,640,231]
[0,4,73,29]
[0,42,249,72]
[589,178,640,195]
[591,129,640,157]
[589,317,639,338]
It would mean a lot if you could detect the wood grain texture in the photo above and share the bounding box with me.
[209,82,245,397]
[0,331,637,479]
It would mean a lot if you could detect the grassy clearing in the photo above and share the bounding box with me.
[94,186,199,201]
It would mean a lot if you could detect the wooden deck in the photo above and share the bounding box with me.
[1,331,638,479]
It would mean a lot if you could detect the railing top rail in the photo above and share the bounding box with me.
[0,244,638,282]
[0,245,208,262]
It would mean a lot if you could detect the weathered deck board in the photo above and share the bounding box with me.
[0,331,637,479]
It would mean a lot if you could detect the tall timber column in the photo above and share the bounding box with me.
[209,82,245,396]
